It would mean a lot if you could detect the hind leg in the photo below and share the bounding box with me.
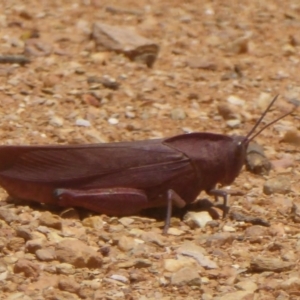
[54,187,148,216]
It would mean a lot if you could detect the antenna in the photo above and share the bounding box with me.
[245,95,279,140]
[248,107,297,142]
[242,95,297,143]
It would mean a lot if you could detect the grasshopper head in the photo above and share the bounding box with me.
[220,95,297,185]
[219,135,248,186]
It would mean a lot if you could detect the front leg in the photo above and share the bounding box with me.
[207,188,244,218]
[54,187,149,216]
[207,188,229,218]
[164,189,187,234]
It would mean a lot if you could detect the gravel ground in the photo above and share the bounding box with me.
[0,1,300,299]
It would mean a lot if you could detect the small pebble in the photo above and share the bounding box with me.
[75,119,91,127]
[223,225,236,232]
[171,267,201,286]
[110,274,129,283]
[108,117,119,125]
[184,211,213,228]
[49,116,64,127]
[227,95,245,106]
[226,119,241,128]
[167,227,185,236]
[171,108,186,120]
[263,176,291,195]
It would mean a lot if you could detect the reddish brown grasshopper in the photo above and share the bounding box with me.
[0,95,295,233]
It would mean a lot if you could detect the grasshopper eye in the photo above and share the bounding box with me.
[234,139,247,160]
